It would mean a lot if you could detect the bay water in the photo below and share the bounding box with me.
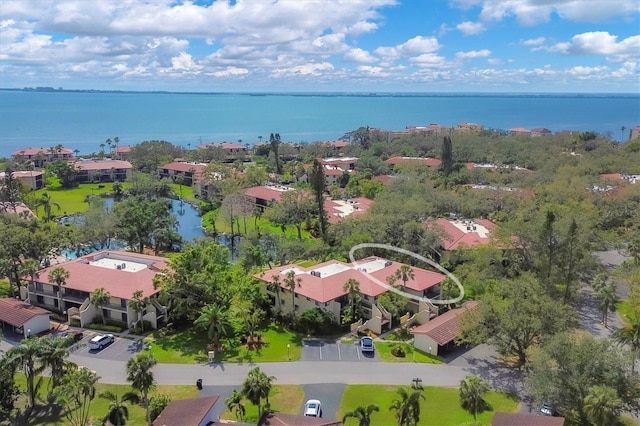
[1,90,638,158]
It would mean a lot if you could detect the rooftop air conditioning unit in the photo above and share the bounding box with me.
[385,261,393,267]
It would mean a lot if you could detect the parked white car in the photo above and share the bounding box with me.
[304,399,322,417]
[88,334,114,350]
[360,336,375,353]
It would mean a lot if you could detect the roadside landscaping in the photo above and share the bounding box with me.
[374,342,443,364]
[144,323,302,364]
[221,385,304,423]
[14,375,197,426]
[339,384,519,426]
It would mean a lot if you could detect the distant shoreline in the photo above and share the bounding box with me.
[0,87,637,98]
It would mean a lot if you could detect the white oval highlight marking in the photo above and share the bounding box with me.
[348,243,464,305]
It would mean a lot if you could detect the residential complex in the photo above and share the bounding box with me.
[73,159,132,183]
[25,250,169,329]
[12,146,74,167]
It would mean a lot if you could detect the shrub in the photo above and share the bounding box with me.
[70,319,81,327]
[296,308,338,335]
[149,394,172,421]
[391,344,406,358]
[86,319,127,333]
[130,320,153,335]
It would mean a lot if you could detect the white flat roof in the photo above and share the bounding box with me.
[357,258,389,273]
[450,220,491,238]
[312,262,351,277]
[89,258,148,273]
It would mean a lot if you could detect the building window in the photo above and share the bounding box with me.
[294,293,299,298]
[36,282,43,291]
[103,309,111,319]
[294,305,299,312]
[121,313,128,323]
[324,302,329,307]
[54,299,59,308]
[37,295,44,304]
[120,299,127,308]
[306,297,311,302]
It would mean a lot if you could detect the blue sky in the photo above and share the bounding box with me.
[0,0,638,92]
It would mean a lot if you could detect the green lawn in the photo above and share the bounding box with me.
[144,323,303,364]
[339,385,519,426]
[0,279,9,297]
[616,300,639,325]
[374,342,443,364]
[221,385,304,423]
[202,208,312,239]
[12,375,197,425]
[382,330,413,341]
[32,183,127,217]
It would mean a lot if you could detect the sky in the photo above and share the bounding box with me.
[0,0,639,93]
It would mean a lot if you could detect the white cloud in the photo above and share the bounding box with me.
[549,32,640,62]
[208,67,249,77]
[521,37,545,46]
[456,21,486,35]
[456,49,492,60]
[374,36,441,59]
[451,0,639,26]
[344,48,377,64]
[272,62,334,77]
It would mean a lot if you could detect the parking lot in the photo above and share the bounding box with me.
[301,339,379,362]
[72,333,144,362]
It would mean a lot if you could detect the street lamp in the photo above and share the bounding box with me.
[287,344,291,361]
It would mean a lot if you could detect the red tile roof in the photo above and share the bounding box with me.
[13,147,73,156]
[159,161,208,174]
[245,186,293,203]
[73,159,132,171]
[429,218,497,250]
[115,145,131,153]
[11,171,44,178]
[260,412,342,426]
[198,142,246,150]
[323,140,350,148]
[372,175,396,185]
[153,395,219,426]
[600,173,623,181]
[491,412,564,426]
[255,257,446,303]
[385,156,442,167]
[36,250,169,300]
[509,127,531,133]
[0,202,36,218]
[0,298,51,327]
[411,301,478,345]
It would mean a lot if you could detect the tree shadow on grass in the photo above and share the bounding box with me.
[150,327,209,363]
[14,403,64,426]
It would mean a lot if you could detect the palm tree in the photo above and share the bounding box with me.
[194,303,230,351]
[129,290,149,331]
[242,367,275,419]
[90,287,111,325]
[100,390,140,426]
[40,337,71,391]
[19,258,41,296]
[268,275,283,313]
[389,387,425,426]
[5,337,46,408]
[225,389,245,421]
[613,313,640,373]
[342,404,380,426]
[48,266,69,312]
[126,352,157,426]
[100,143,106,158]
[284,270,302,320]
[114,136,120,160]
[583,385,623,426]
[459,374,491,421]
[596,282,618,328]
[54,366,100,426]
[343,278,362,322]
[73,148,80,158]
[35,192,61,221]
[395,264,415,287]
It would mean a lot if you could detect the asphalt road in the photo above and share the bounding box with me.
[301,339,379,362]
[301,383,346,421]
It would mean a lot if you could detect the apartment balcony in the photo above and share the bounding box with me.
[28,284,58,297]
[62,293,89,303]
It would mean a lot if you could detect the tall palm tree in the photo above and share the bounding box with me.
[225,389,246,421]
[5,337,46,408]
[54,367,100,426]
[194,303,230,351]
[394,264,415,287]
[458,374,491,421]
[114,136,120,160]
[284,270,302,320]
[99,143,106,159]
[242,367,275,419]
[268,275,283,313]
[613,313,640,373]
[596,282,618,328]
[36,192,61,221]
[19,258,41,297]
[48,266,69,312]
[90,287,111,325]
[343,278,362,322]
[126,352,157,426]
[389,387,425,426]
[73,148,80,158]
[129,290,149,331]
[342,404,380,426]
[100,390,140,426]
[583,385,623,426]
[40,337,71,391]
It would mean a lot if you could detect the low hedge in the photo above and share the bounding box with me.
[86,319,127,333]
